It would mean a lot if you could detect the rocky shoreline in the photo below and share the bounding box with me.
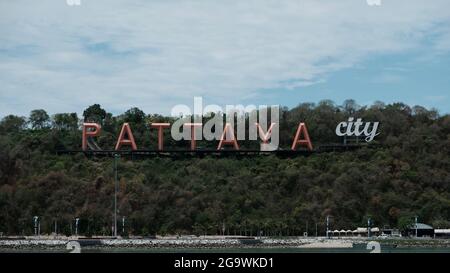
[1,237,449,251]
[0,238,359,251]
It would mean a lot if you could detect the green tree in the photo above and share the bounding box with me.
[53,113,79,130]
[0,115,26,133]
[342,99,359,115]
[397,215,415,232]
[29,109,50,130]
[83,104,107,125]
[124,107,146,124]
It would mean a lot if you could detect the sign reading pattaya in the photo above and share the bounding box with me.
[82,98,380,152]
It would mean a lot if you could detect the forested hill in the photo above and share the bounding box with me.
[0,100,449,236]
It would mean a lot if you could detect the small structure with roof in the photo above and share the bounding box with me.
[405,223,434,237]
[381,226,402,237]
[434,229,450,238]
[352,227,380,237]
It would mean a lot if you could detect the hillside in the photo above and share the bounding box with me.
[0,100,449,236]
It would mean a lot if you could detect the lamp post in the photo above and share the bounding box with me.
[33,216,39,237]
[367,218,372,238]
[122,216,126,235]
[326,216,330,239]
[114,153,120,238]
[415,216,418,238]
[75,218,80,236]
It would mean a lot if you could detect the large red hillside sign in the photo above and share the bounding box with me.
[81,117,379,152]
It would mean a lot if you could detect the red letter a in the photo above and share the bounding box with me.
[291,123,313,151]
[115,123,138,150]
[217,123,239,150]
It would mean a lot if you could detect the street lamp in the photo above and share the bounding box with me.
[326,216,330,239]
[367,218,372,238]
[415,216,418,238]
[75,218,80,236]
[122,216,126,235]
[114,153,120,237]
[222,222,226,237]
[33,216,39,236]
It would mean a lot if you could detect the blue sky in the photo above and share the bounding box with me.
[270,52,450,112]
[1,0,450,118]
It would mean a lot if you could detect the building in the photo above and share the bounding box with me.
[351,227,380,237]
[405,223,434,238]
[434,229,450,238]
[381,228,401,237]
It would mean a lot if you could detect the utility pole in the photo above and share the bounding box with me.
[122,216,126,235]
[54,219,57,235]
[326,216,330,239]
[33,216,39,237]
[415,216,418,238]
[367,218,371,238]
[114,153,120,238]
[75,218,80,236]
[222,222,226,237]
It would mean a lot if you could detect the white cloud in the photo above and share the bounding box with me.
[1,0,450,117]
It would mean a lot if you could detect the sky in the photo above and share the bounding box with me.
[1,0,450,118]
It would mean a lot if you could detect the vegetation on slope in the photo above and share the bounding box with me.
[0,100,449,236]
